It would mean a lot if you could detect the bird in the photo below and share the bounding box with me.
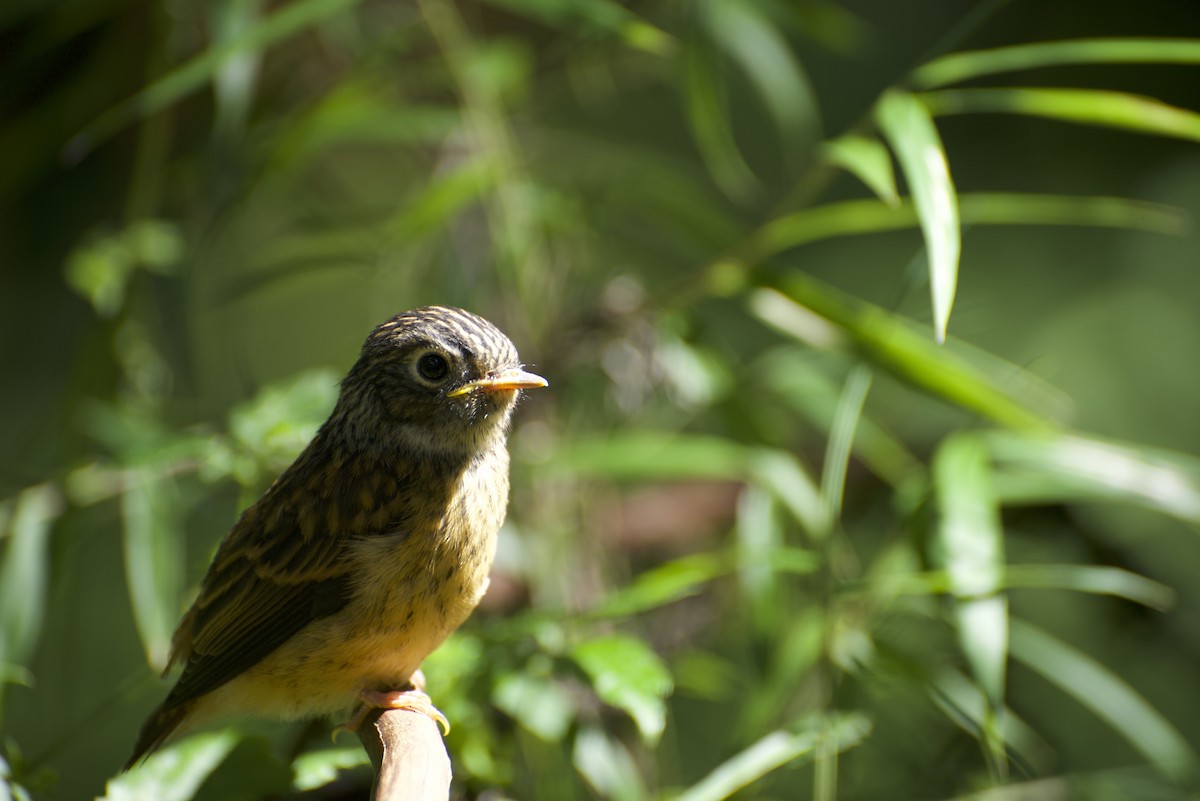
[125,306,547,769]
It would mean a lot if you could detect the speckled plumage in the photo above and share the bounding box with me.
[126,306,546,768]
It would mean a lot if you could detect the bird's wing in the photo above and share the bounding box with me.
[162,458,392,708]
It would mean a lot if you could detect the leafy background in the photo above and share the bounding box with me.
[3,0,1200,799]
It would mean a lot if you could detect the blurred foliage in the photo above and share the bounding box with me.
[3,0,1200,799]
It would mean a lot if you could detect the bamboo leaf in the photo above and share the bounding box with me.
[821,134,899,204]
[571,634,674,744]
[933,434,1007,715]
[122,469,184,670]
[1009,618,1197,782]
[0,485,60,702]
[751,283,1053,430]
[672,714,871,801]
[986,431,1200,524]
[875,89,960,343]
[912,38,1200,89]
[922,88,1200,144]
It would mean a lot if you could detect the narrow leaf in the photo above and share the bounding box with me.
[751,284,1053,430]
[122,469,184,669]
[986,431,1200,524]
[912,38,1200,89]
[672,714,871,801]
[0,485,60,688]
[922,88,1200,144]
[821,134,899,204]
[875,89,960,342]
[1010,618,1197,782]
[933,434,1008,712]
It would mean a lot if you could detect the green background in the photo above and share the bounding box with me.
[3,0,1200,799]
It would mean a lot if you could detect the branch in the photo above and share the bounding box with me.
[355,707,452,801]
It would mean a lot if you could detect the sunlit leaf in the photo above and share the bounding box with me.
[912,38,1200,89]
[875,89,959,343]
[571,634,673,744]
[746,448,826,536]
[102,731,240,801]
[986,431,1200,524]
[593,552,727,618]
[1010,618,1197,782]
[922,88,1200,144]
[557,431,749,479]
[573,726,649,801]
[493,671,576,741]
[821,134,899,204]
[672,714,871,801]
[744,193,1185,258]
[751,284,1053,430]
[1004,564,1174,611]
[933,433,1007,718]
[290,746,370,792]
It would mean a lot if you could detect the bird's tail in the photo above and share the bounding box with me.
[124,701,192,771]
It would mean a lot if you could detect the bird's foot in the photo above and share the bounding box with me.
[337,672,450,737]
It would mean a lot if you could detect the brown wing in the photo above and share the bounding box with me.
[161,449,396,709]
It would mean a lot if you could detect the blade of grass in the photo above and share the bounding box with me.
[1009,618,1197,782]
[876,89,960,343]
[821,366,873,527]
[912,38,1200,89]
[921,88,1200,144]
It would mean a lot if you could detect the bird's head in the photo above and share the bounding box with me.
[337,306,547,457]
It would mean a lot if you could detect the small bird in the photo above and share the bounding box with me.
[126,306,547,769]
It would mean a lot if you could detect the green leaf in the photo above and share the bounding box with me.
[821,134,899,204]
[986,431,1200,524]
[290,747,370,792]
[922,88,1200,144]
[571,634,673,744]
[102,731,240,801]
[555,431,749,480]
[912,38,1200,89]
[747,193,1185,256]
[671,714,871,801]
[592,552,728,618]
[751,283,1053,430]
[68,0,363,156]
[704,0,820,145]
[1009,618,1197,782]
[684,33,758,201]
[572,726,648,801]
[493,671,576,741]
[0,485,60,701]
[121,469,184,670]
[875,89,960,343]
[933,433,1007,719]
[1003,564,1174,611]
[821,366,872,526]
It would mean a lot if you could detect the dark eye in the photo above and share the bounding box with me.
[416,352,450,382]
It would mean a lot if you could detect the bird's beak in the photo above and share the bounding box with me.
[447,368,549,397]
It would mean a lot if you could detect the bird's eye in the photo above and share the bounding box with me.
[416,352,450,382]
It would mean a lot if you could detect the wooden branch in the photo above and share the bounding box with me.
[355,707,452,801]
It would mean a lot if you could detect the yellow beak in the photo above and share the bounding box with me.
[447,368,549,398]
